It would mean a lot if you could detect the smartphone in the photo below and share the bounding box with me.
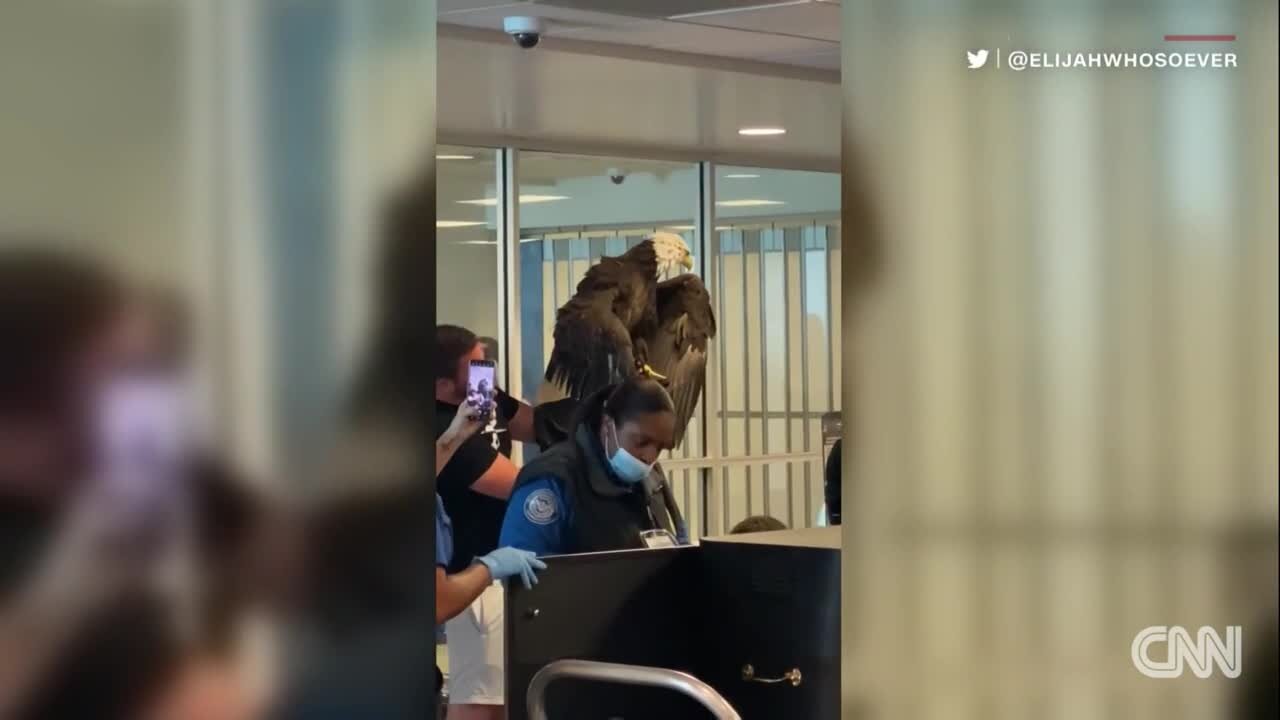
[467,359,497,417]
[93,376,189,537]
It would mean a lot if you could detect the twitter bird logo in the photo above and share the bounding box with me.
[967,49,989,69]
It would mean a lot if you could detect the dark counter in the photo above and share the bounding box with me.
[505,527,840,719]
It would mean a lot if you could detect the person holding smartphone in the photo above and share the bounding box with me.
[434,398,544,710]
[432,325,536,719]
[1,249,250,720]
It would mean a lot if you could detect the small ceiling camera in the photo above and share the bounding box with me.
[504,16,544,49]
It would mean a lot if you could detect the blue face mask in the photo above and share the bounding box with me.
[606,420,654,485]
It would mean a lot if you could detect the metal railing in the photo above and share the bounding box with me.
[659,451,824,471]
[526,659,742,720]
[659,452,829,537]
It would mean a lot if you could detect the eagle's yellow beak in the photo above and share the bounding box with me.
[681,254,694,270]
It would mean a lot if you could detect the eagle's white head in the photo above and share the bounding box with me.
[650,232,694,277]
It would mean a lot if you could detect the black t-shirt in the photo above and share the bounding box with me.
[435,390,520,574]
[0,497,54,602]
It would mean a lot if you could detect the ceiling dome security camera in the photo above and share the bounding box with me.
[504,16,544,49]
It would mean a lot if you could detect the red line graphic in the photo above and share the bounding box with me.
[1164,34,1236,41]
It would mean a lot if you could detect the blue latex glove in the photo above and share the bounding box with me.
[476,547,547,589]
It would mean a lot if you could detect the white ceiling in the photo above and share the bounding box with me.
[438,0,841,72]
[433,30,841,170]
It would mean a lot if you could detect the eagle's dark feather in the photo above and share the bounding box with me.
[542,240,715,447]
[544,242,657,399]
[643,275,715,446]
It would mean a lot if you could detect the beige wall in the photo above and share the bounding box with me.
[844,1,1278,718]
[0,2,184,286]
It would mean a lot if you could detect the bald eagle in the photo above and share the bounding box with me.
[541,232,716,447]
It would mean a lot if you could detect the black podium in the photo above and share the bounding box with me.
[504,527,840,719]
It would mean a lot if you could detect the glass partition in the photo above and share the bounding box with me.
[709,166,841,533]
[513,151,705,531]
[433,149,844,539]
[436,145,505,376]
[515,152,701,402]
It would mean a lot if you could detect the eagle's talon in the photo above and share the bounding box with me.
[641,364,668,381]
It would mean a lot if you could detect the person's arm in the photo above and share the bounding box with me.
[435,565,491,625]
[436,548,546,624]
[498,391,537,444]
[0,497,142,714]
[435,432,469,477]
[469,454,520,500]
[436,400,484,475]
[436,421,518,500]
[507,403,536,444]
[499,479,569,556]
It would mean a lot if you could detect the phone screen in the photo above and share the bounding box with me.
[467,360,497,416]
[93,377,188,534]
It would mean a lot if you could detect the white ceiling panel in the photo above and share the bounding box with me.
[675,2,841,43]
[438,0,841,71]
[434,33,840,168]
[559,20,829,61]
[440,2,650,33]
[535,0,772,17]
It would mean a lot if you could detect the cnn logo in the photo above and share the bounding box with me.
[1131,626,1242,679]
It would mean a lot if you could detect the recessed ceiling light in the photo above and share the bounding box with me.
[664,225,696,231]
[738,127,786,137]
[723,174,760,179]
[457,195,569,206]
[715,199,785,208]
[437,220,486,228]
[437,154,474,160]
[454,240,497,246]
[518,194,570,204]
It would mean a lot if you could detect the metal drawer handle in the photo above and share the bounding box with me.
[741,664,802,687]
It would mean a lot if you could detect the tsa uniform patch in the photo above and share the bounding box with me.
[523,488,558,526]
